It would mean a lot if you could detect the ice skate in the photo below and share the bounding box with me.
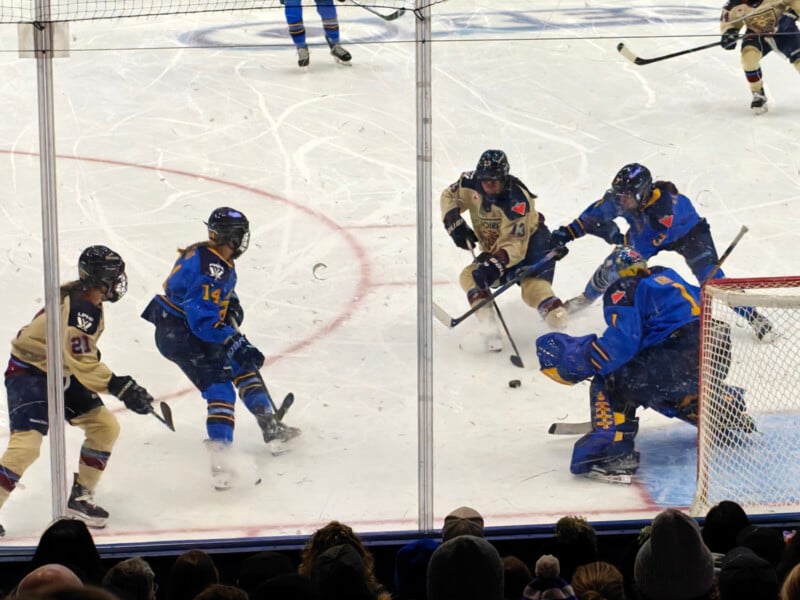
[329,42,352,65]
[297,46,310,68]
[749,311,777,343]
[564,293,593,314]
[476,305,503,352]
[0,524,6,537]
[750,89,767,115]
[584,451,639,485]
[545,306,568,329]
[256,413,301,456]
[204,439,236,491]
[67,474,109,528]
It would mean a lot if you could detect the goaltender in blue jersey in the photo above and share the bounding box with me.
[141,207,299,490]
[549,162,774,341]
[536,248,756,483]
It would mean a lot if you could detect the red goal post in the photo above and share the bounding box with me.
[692,276,800,516]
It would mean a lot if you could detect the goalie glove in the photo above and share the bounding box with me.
[108,374,154,415]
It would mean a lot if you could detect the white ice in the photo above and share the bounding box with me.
[0,0,799,547]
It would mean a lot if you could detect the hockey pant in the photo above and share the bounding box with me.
[152,312,275,443]
[740,16,800,92]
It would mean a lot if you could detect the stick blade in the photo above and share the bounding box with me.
[433,302,456,328]
[548,421,592,435]
[384,8,404,20]
[616,42,641,64]
[510,355,525,368]
[275,392,295,421]
[160,401,176,431]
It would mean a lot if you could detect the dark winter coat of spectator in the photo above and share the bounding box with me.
[31,518,105,585]
[15,564,83,598]
[298,520,389,600]
[736,525,786,568]
[702,501,750,564]
[523,555,577,600]
[165,549,219,600]
[718,546,779,600]
[552,515,599,582]
[502,556,531,600]
[634,508,715,600]
[311,544,376,600]
[442,507,485,542]
[427,535,504,600]
[235,551,294,596]
[394,539,439,600]
[102,557,156,600]
[249,573,314,600]
[571,561,627,600]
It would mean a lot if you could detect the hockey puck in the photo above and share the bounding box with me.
[509,380,521,388]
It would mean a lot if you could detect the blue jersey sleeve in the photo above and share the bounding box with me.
[626,185,701,256]
[561,190,624,243]
[163,246,238,344]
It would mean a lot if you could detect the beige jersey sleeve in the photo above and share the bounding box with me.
[721,0,795,33]
[10,292,113,393]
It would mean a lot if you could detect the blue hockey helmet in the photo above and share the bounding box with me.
[611,163,653,208]
[475,149,509,182]
[79,245,128,302]
[206,207,250,258]
[614,247,648,279]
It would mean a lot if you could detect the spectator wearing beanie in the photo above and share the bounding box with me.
[736,525,786,568]
[427,535,503,600]
[523,555,577,600]
[702,501,750,567]
[503,556,532,600]
[634,508,715,600]
[442,507,485,542]
[571,561,627,600]
[718,546,779,600]
[395,539,439,600]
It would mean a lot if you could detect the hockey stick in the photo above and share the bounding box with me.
[468,245,524,368]
[617,39,724,66]
[149,401,176,431]
[703,224,748,283]
[434,246,569,329]
[347,0,405,21]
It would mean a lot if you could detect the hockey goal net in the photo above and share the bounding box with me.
[691,276,800,516]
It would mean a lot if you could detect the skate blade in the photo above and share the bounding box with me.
[584,471,633,485]
[757,328,779,343]
[66,509,108,529]
[752,105,768,115]
[332,56,352,66]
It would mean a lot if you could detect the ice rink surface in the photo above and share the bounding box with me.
[0,0,799,546]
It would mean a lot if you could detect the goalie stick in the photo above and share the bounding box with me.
[347,0,405,21]
[434,246,569,329]
[617,39,724,66]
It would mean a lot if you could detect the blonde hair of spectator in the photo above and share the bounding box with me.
[571,561,627,600]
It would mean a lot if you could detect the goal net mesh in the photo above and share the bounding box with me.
[691,276,800,515]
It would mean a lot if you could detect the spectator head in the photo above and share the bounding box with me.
[442,507,485,542]
[394,539,439,600]
[736,525,785,568]
[193,584,248,600]
[718,546,779,600]
[102,557,156,600]
[571,561,626,600]
[553,515,599,582]
[249,573,314,600]
[427,535,503,600]
[702,501,750,555]
[166,549,219,600]
[634,508,715,600]
[236,551,294,595]
[502,556,531,600]
[523,555,576,600]
[32,518,104,585]
[311,544,375,600]
[16,564,83,597]
[781,563,800,600]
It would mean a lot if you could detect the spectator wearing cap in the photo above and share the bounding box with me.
[442,507,485,542]
[427,535,503,600]
[395,539,439,600]
[523,555,577,600]
[571,561,627,600]
[634,508,715,600]
[718,546,779,600]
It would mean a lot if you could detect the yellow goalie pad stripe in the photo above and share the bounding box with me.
[541,367,578,386]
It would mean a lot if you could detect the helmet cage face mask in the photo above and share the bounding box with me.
[206,207,250,259]
[614,247,648,279]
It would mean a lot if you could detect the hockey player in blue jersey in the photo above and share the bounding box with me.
[282,0,351,68]
[549,162,774,341]
[142,207,299,489]
[536,248,755,483]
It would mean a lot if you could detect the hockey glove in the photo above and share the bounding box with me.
[226,293,244,328]
[721,29,738,50]
[472,251,507,289]
[225,333,265,369]
[443,208,478,251]
[108,374,154,415]
[550,226,573,248]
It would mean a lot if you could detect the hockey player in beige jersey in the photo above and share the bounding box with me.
[0,246,155,536]
[441,150,567,351]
